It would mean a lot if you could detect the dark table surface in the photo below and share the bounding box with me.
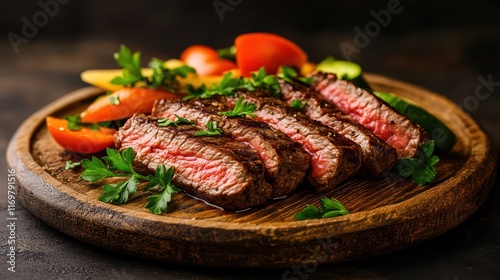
[2,1,500,279]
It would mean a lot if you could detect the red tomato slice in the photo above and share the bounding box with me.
[235,33,308,76]
[80,88,180,123]
[180,45,236,76]
[46,117,117,154]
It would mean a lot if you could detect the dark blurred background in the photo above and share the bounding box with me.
[2,0,500,150]
[1,0,500,279]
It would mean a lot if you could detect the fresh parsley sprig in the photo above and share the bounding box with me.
[109,95,121,105]
[65,160,81,170]
[148,58,195,90]
[195,121,223,136]
[184,68,282,100]
[63,115,112,131]
[143,164,178,214]
[395,140,439,186]
[278,66,314,86]
[295,197,349,220]
[111,45,195,90]
[184,72,243,100]
[240,67,281,97]
[158,115,195,127]
[64,115,85,131]
[290,99,307,110]
[181,66,313,102]
[111,45,146,87]
[218,97,256,117]
[202,72,242,98]
[80,147,179,214]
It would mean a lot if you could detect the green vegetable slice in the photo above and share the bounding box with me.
[374,91,456,152]
[316,56,361,80]
[316,56,372,91]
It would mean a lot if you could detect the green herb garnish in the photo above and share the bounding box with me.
[109,95,120,105]
[240,67,281,97]
[278,66,314,86]
[184,68,282,100]
[184,72,243,100]
[184,84,207,99]
[158,115,195,127]
[111,45,195,90]
[144,164,178,214]
[290,99,307,110]
[195,121,223,136]
[80,147,179,214]
[395,140,439,186]
[63,115,111,131]
[295,197,349,220]
[64,160,81,170]
[148,58,195,90]
[63,115,83,131]
[110,45,146,87]
[218,96,256,117]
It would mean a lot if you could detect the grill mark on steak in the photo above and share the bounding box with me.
[311,72,429,158]
[152,98,310,197]
[278,79,398,177]
[114,114,272,210]
[216,91,362,192]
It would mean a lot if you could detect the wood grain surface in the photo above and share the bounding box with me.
[6,73,497,268]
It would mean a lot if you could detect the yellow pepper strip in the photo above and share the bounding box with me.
[80,59,227,92]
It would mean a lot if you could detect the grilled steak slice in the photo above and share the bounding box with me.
[216,92,362,192]
[115,114,272,209]
[312,72,429,158]
[152,98,310,197]
[278,79,398,176]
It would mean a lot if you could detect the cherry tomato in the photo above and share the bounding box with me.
[46,117,117,154]
[235,33,308,76]
[180,45,236,76]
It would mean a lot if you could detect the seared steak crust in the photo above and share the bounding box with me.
[312,72,428,158]
[216,91,362,192]
[278,79,398,176]
[115,114,272,209]
[152,98,310,197]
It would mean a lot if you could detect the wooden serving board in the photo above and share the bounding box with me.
[7,73,497,268]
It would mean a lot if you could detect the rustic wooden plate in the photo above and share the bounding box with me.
[7,73,497,268]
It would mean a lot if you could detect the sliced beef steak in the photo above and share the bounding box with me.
[216,92,362,192]
[115,114,272,209]
[312,72,428,158]
[152,98,310,197]
[278,79,398,176]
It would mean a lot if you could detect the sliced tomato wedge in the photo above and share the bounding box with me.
[80,88,180,123]
[46,117,117,154]
[235,32,308,76]
[180,45,236,76]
